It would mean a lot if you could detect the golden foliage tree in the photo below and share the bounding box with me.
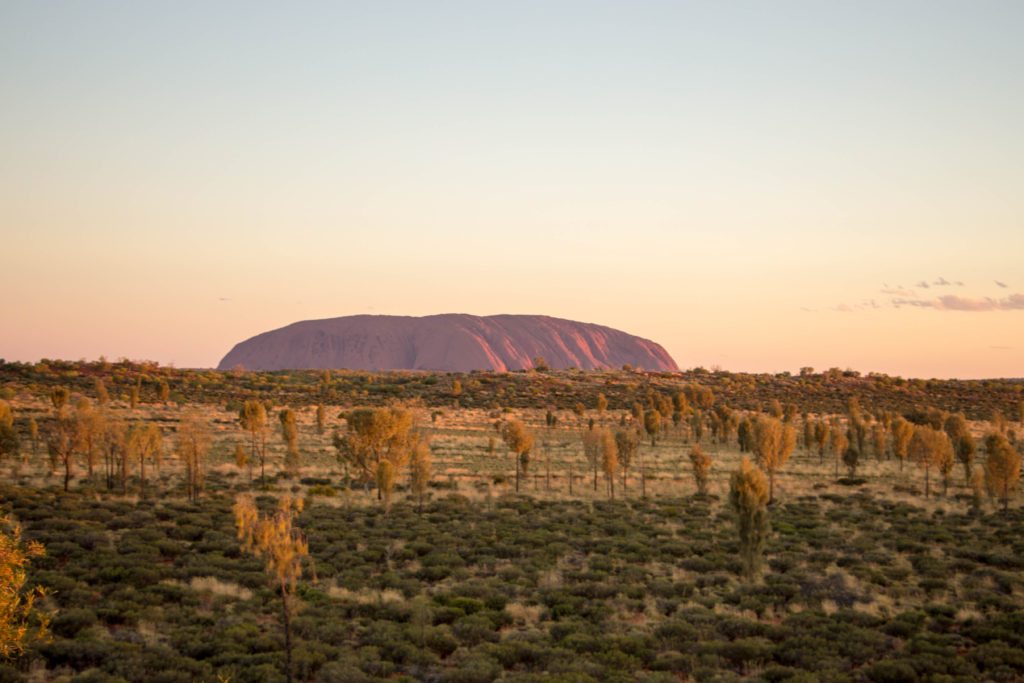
[596,427,618,500]
[582,429,601,492]
[909,425,954,498]
[46,407,75,492]
[73,399,104,480]
[0,402,18,462]
[614,428,639,495]
[813,420,830,463]
[234,442,249,472]
[501,419,534,493]
[240,400,267,483]
[127,423,162,497]
[315,404,326,436]
[643,409,661,447]
[93,377,109,406]
[279,408,300,475]
[335,407,416,502]
[233,495,310,683]
[177,410,211,502]
[829,423,849,478]
[689,443,712,496]
[871,424,888,461]
[99,418,127,492]
[984,433,1021,512]
[0,516,49,659]
[729,457,770,578]
[891,416,914,472]
[409,438,432,512]
[752,416,795,503]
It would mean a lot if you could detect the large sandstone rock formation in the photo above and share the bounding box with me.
[217,314,678,372]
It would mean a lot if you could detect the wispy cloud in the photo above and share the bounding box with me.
[893,293,1024,311]
[995,280,1008,288]
[916,280,930,289]
[881,284,915,297]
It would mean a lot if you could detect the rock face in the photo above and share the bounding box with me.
[217,314,678,373]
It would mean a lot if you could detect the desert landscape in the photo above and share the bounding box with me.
[0,358,1021,681]
[3,2,1023,682]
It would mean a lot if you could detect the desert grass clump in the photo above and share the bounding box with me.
[729,457,770,578]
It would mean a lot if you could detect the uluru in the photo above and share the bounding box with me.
[217,314,679,373]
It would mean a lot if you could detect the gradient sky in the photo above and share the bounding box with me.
[2,1,1022,378]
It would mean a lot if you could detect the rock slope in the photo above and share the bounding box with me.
[217,314,678,372]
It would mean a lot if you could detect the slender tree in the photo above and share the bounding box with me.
[94,378,109,406]
[729,457,770,578]
[27,418,38,459]
[582,428,601,492]
[830,424,849,478]
[240,400,268,484]
[814,420,830,463]
[501,419,534,494]
[0,402,18,463]
[614,429,639,495]
[598,428,618,499]
[234,494,310,683]
[689,443,712,496]
[644,409,662,447]
[752,416,796,503]
[46,395,75,491]
[127,423,162,497]
[177,410,211,502]
[871,424,888,461]
[0,516,49,658]
[909,425,954,498]
[984,433,1021,512]
[279,409,300,475]
[315,405,326,436]
[100,419,127,491]
[891,417,914,472]
[409,438,432,512]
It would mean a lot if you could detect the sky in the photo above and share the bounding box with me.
[1,1,1022,378]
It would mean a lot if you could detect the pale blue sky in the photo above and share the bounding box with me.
[2,1,1022,376]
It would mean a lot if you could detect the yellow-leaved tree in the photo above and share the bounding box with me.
[752,416,796,503]
[501,419,534,493]
[234,495,311,683]
[729,457,770,578]
[1,516,49,659]
[985,433,1021,512]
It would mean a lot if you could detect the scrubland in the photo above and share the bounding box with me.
[0,359,1022,682]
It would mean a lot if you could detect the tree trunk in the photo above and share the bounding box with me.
[924,466,930,498]
[281,583,293,683]
[515,453,520,493]
[64,458,70,492]
[140,456,146,498]
[545,447,551,491]
[769,472,775,504]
